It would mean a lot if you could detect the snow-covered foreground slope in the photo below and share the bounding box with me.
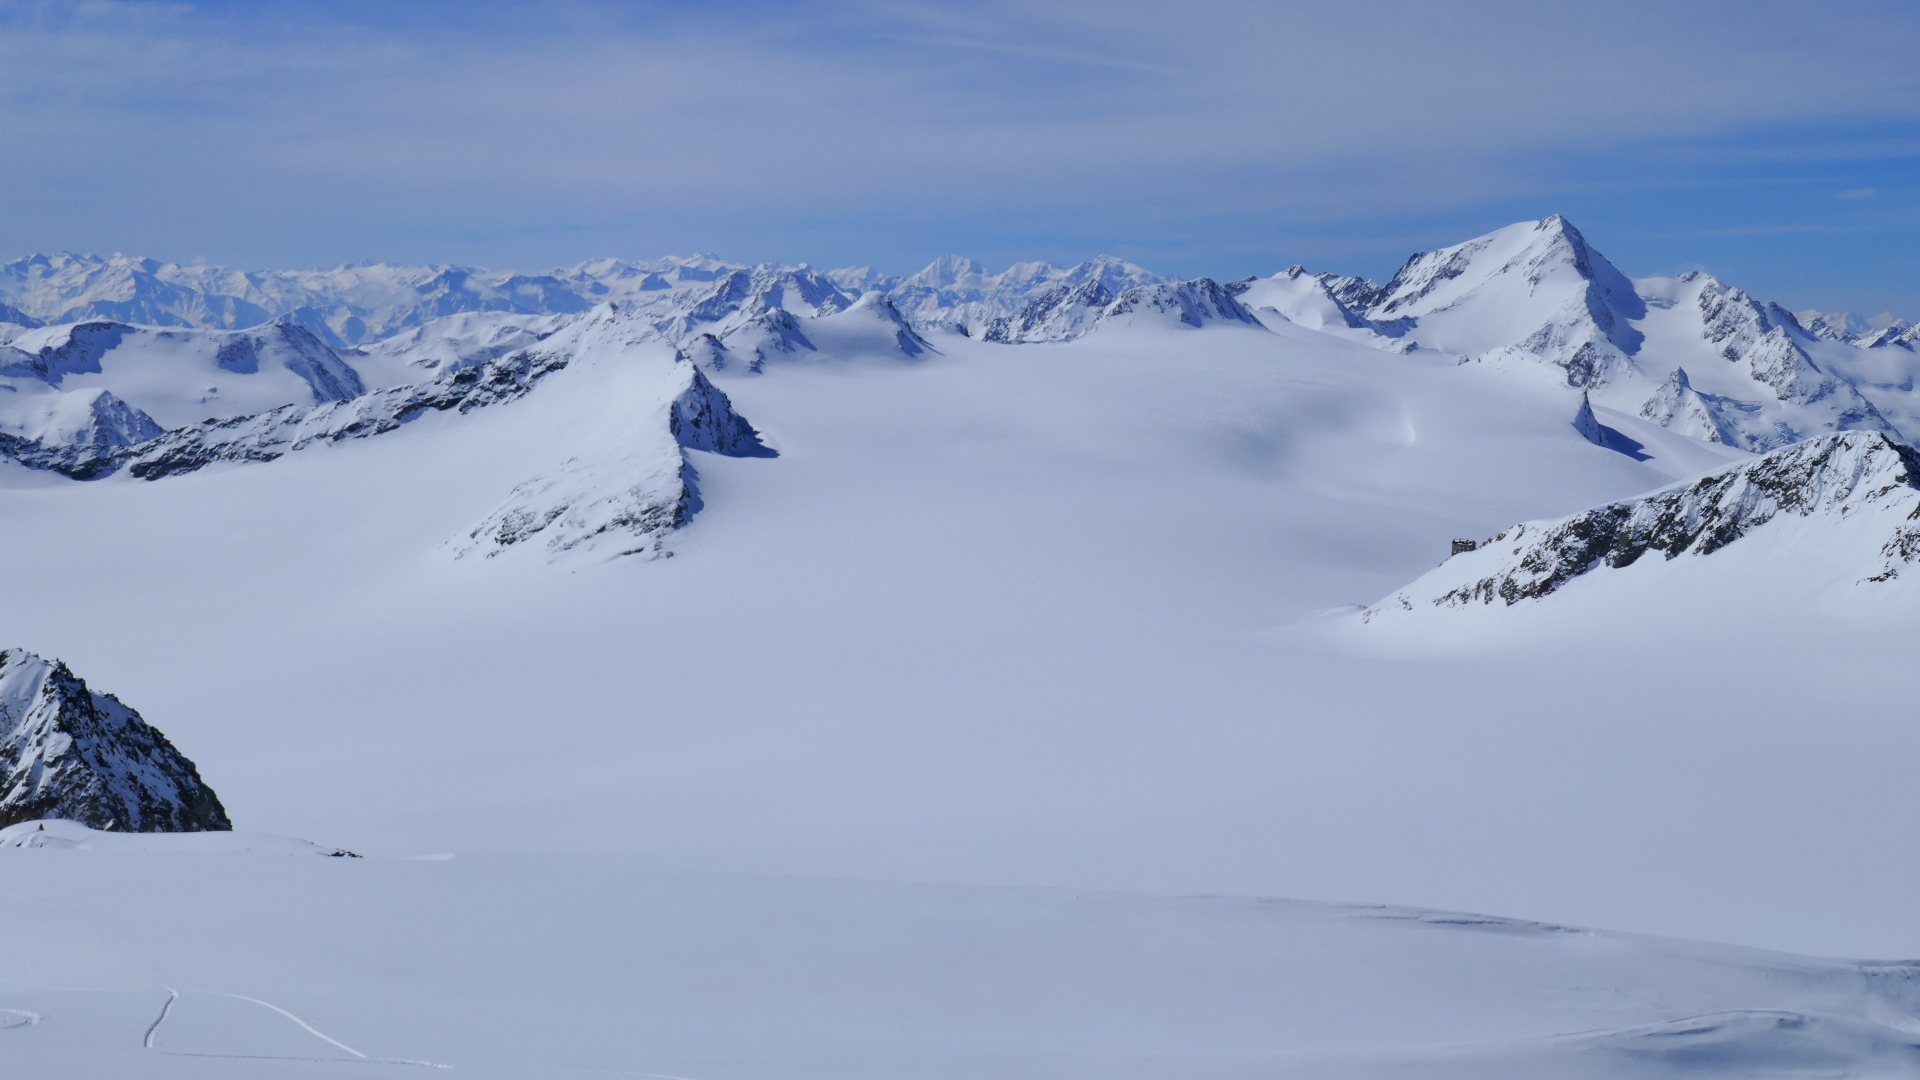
[5,839,1920,1079]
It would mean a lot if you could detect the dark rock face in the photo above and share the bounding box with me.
[1377,433,1920,612]
[670,365,779,458]
[982,280,1114,343]
[0,650,229,832]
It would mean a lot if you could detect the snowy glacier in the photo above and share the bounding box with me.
[2,217,1920,1077]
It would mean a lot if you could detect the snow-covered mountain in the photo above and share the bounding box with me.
[1367,432,1920,618]
[1227,266,1411,351]
[3,215,1918,572]
[1094,278,1263,333]
[1230,216,1916,455]
[0,304,774,561]
[0,649,227,832]
[453,305,773,561]
[884,253,1167,331]
[2,216,1917,580]
[983,277,1262,342]
[0,318,363,432]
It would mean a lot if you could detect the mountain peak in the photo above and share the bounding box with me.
[1363,215,1644,387]
[0,648,230,831]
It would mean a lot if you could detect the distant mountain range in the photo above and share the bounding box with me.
[0,251,1169,345]
[4,217,1920,568]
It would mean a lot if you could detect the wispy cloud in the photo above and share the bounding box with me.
[0,0,1919,280]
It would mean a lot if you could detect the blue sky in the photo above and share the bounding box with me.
[2,0,1918,317]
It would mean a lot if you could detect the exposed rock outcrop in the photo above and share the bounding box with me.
[120,342,572,481]
[0,649,228,832]
[1368,432,1920,615]
[981,281,1114,343]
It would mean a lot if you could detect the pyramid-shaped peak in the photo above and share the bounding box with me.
[1365,216,1643,368]
[0,648,229,832]
[807,290,934,358]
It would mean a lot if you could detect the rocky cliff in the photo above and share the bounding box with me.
[0,650,228,832]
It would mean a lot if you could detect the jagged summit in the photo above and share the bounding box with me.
[1096,278,1262,332]
[981,280,1115,343]
[0,649,229,832]
[984,277,1261,343]
[1367,432,1920,618]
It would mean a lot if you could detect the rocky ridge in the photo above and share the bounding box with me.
[983,277,1262,343]
[0,649,228,832]
[1367,432,1920,616]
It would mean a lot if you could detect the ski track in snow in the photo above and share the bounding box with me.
[221,992,369,1059]
[138,987,450,1069]
[141,987,176,1047]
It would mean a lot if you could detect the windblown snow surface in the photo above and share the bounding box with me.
[6,221,1920,1077]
